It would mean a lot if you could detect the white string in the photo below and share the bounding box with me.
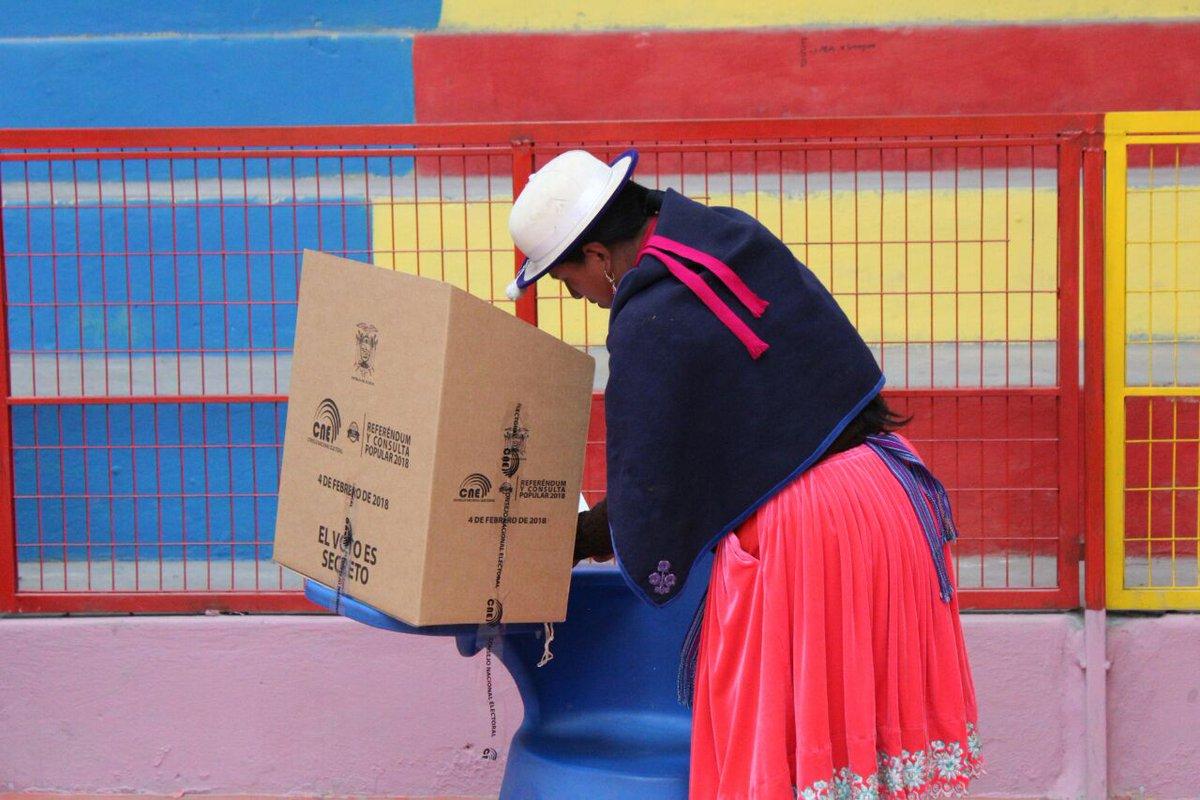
[537,622,555,667]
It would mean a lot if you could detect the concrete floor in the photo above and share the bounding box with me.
[0,794,1036,799]
[8,341,1198,396]
[17,555,1064,594]
[40,554,1200,604]
[0,795,492,800]
[18,558,303,593]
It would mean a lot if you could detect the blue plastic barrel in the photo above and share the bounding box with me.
[304,553,709,799]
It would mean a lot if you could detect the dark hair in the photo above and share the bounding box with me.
[860,394,911,433]
[555,181,663,266]
[824,394,911,458]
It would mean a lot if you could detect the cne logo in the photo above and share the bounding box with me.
[485,598,504,625]
[458,473,493,500]
[354,322,379,382]
[312,398,342,443]
[501,405,529,478]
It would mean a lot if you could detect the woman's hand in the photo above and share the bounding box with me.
[573,498,615,565]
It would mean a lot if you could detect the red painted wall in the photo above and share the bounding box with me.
[415,23,1200,121]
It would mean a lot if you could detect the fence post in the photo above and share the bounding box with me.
[1082,139,1107,610]
[1056,137,1083,607]
[1081,134,1111,800]
[1102,121,1129,610]
[0,187,19,612]
[511,139,537,326]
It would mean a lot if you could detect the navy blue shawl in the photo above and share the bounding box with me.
[605,189,884,607]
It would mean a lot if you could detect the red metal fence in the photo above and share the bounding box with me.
[0,116,1105,613]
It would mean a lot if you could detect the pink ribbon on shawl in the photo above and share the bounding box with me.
[636,233,770,359]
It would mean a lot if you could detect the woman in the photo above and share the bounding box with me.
[507,149,981,799]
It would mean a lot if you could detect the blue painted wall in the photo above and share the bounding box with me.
[0,2,434,127]
[12,403,287,561]
[2,1,441,37]
[2,185,370,562]
[1,180,372,353]
[1,4,430,566]
[0,37,418,128]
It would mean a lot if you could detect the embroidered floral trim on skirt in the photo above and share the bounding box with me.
[689,442,982,799]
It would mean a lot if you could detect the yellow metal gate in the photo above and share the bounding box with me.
[1105,111,1200,609]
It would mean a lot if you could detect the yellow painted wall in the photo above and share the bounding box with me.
[1125,186,1200,340]
[371,197,517,307]
[372,184,1062,347]
[372,188,1060,350]
[372,185,1060,347]
[439,0,1200,31]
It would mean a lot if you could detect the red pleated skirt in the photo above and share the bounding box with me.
[689,441,982,799]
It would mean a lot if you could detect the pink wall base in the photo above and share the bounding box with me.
[1106,614,1200,800]
[2,613,1198,798]
[0,616,522,797]
[961,615,1087,799]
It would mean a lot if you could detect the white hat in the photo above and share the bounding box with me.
[506,149,639,301]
